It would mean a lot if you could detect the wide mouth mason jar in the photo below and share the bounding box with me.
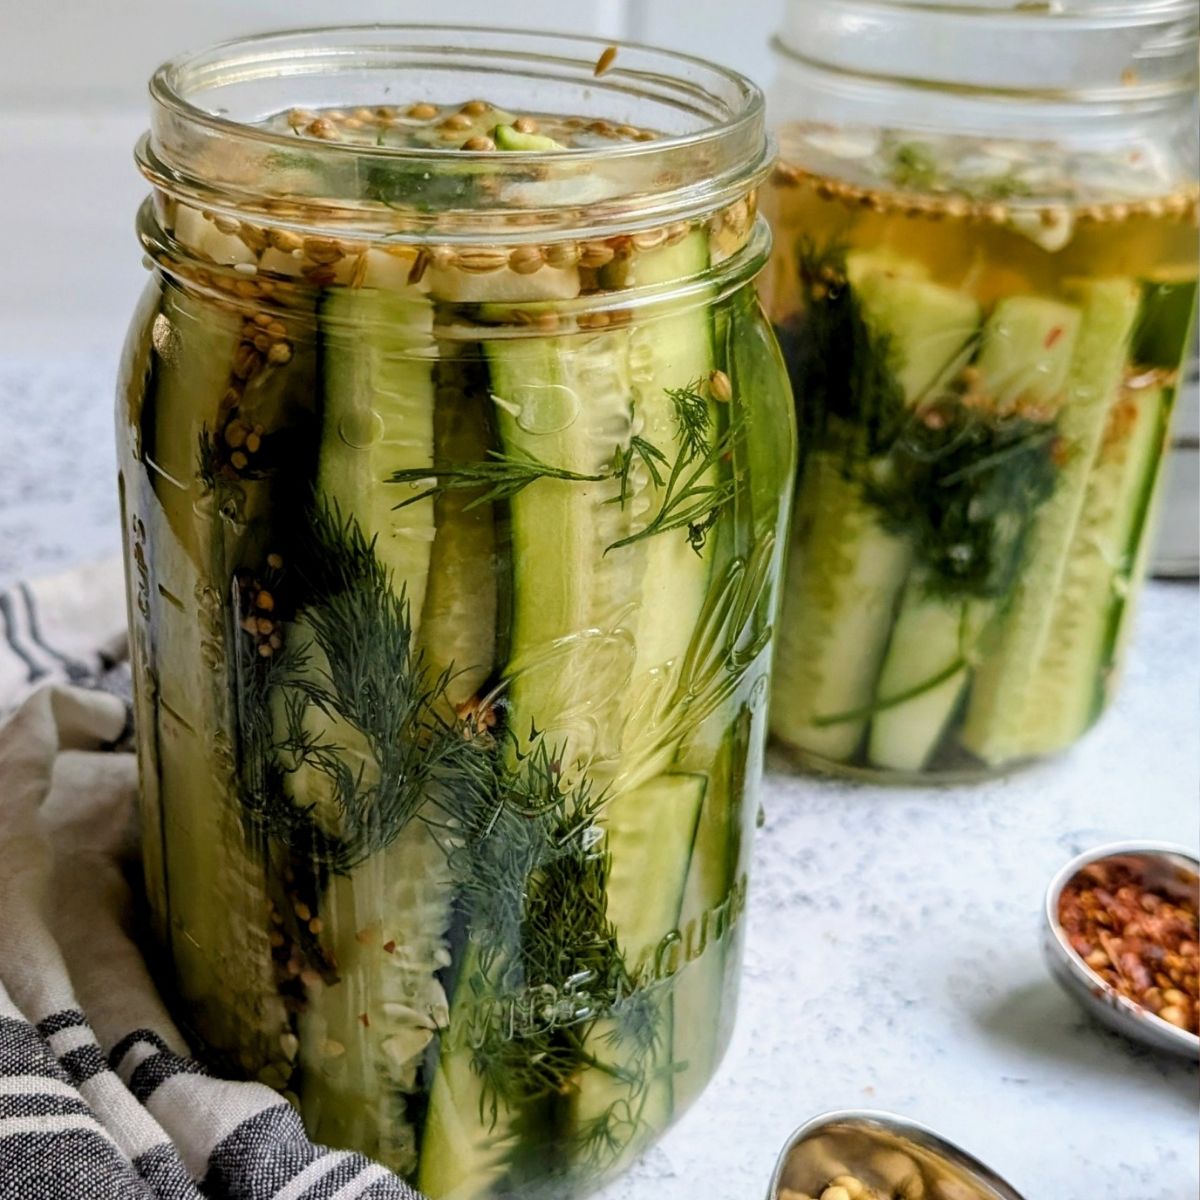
[115,25,794,1200]
[762,0,1199,781]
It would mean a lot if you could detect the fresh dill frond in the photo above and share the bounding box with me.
[606,423,740,557]
[390,447,608,511]
[866,405,1059,600]
[665,382,713,462]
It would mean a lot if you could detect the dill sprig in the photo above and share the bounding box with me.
[429,734,664,1165]
[390,447,609,511]
[391,383,734,558]
[780,239,1061,601]
[664,382,714,462]
[865,405,1059,600]
[607,425,738,556]
[233,501,489,873]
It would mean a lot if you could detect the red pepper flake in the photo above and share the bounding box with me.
[359,1012,371,1028]
[382,940,397,955]
[1058,859,1199,1034]
[1044,325,1064,349]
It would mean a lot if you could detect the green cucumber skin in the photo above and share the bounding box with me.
[294,286,461,1170]
[318,286,437,626]
[961,277,1143,766]
[131,283,299,1079]
[1014,384,1168,757]
[772,256,978,766]
[866,294,1080,773]
[847,253,983,403]
[771,455,913,764]
[866,583,985,774]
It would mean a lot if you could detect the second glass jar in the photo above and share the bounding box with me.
[763,0,1199,780]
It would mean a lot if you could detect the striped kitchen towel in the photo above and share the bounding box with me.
[0,562,422,1199]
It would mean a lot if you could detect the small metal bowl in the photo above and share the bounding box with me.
[768,1109,1025,1200]
[1043,840,1199,1059]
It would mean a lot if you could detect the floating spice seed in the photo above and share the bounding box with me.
[294,901,312,922]
[461,135,496,151]
[594,45,618,77]
[461,99,491,116]
[587,119,614,136]
[224,421,247,449]
[579,240,615,268]
[632,228,669,252]
[544,241,581,269]
[709,369,733,403]
[287,108,315,129]
[268,341,293,366]
[439,112,474,132]
[455,247,509,273]
[508,244,544,274]
[513,116,539,134]
[303,237,345,265]
[306,117,339,140]
[407,102,439,119]
[374,105,397,119]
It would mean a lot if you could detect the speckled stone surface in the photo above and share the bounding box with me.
[1,349,1196,1200]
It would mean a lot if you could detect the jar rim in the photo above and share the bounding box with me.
[140,25,771,240]
[776,0,1199,102]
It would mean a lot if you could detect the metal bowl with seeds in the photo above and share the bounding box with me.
[1043,841,1200,1058]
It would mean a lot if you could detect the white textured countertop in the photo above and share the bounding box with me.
[1,349,1197,1200]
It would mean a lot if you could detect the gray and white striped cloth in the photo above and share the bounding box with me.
[0,560,423,1199]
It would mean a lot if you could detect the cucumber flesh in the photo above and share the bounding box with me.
[419,326,639,1195]
[142,286,293,1078]
[569,775,706,1156]
[771,454,913,763]
[847,252,982,403]
[962,277,1143,765]
[318,286,437,623]
[866,294,1080,773]
[1011,382,1168,756]
[419,352,499,711]
[291,286,455,1169]
[866,582,985,773]
[488,327,638,766]
[973,295,1082,411]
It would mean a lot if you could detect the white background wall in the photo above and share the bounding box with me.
[0,0,784,351]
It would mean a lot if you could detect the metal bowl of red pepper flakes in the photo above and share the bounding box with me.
[1043,841,1200,1058]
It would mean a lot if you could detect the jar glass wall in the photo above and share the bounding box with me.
[763,0,1199,780]
[116,28,793,1200]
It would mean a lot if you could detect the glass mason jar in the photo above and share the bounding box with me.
[762,0,1199,780]
[115,26,793,1200]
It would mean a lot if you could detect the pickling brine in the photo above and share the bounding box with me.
[762,0,1200,781]
[117,29,791,1200]
[763,125,1198,778]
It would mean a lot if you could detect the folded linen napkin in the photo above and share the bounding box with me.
[0,560,421,1199]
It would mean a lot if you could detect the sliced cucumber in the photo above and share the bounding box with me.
[419,325,639,1195]
[419,351,500,711]
[772,454,913,763]
[866,583,986,773]
[1013,382,1168,756]
[318,285,437,622]
[773,255,980,765]
[669,709,751,1112]
[962,277,1143,766]
[867,294,1080,773]
[847,252,982,403]
[142,285,296,1078]
[569,775,706,1159]
[487,326,638,766]
[291,286,455,1169]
